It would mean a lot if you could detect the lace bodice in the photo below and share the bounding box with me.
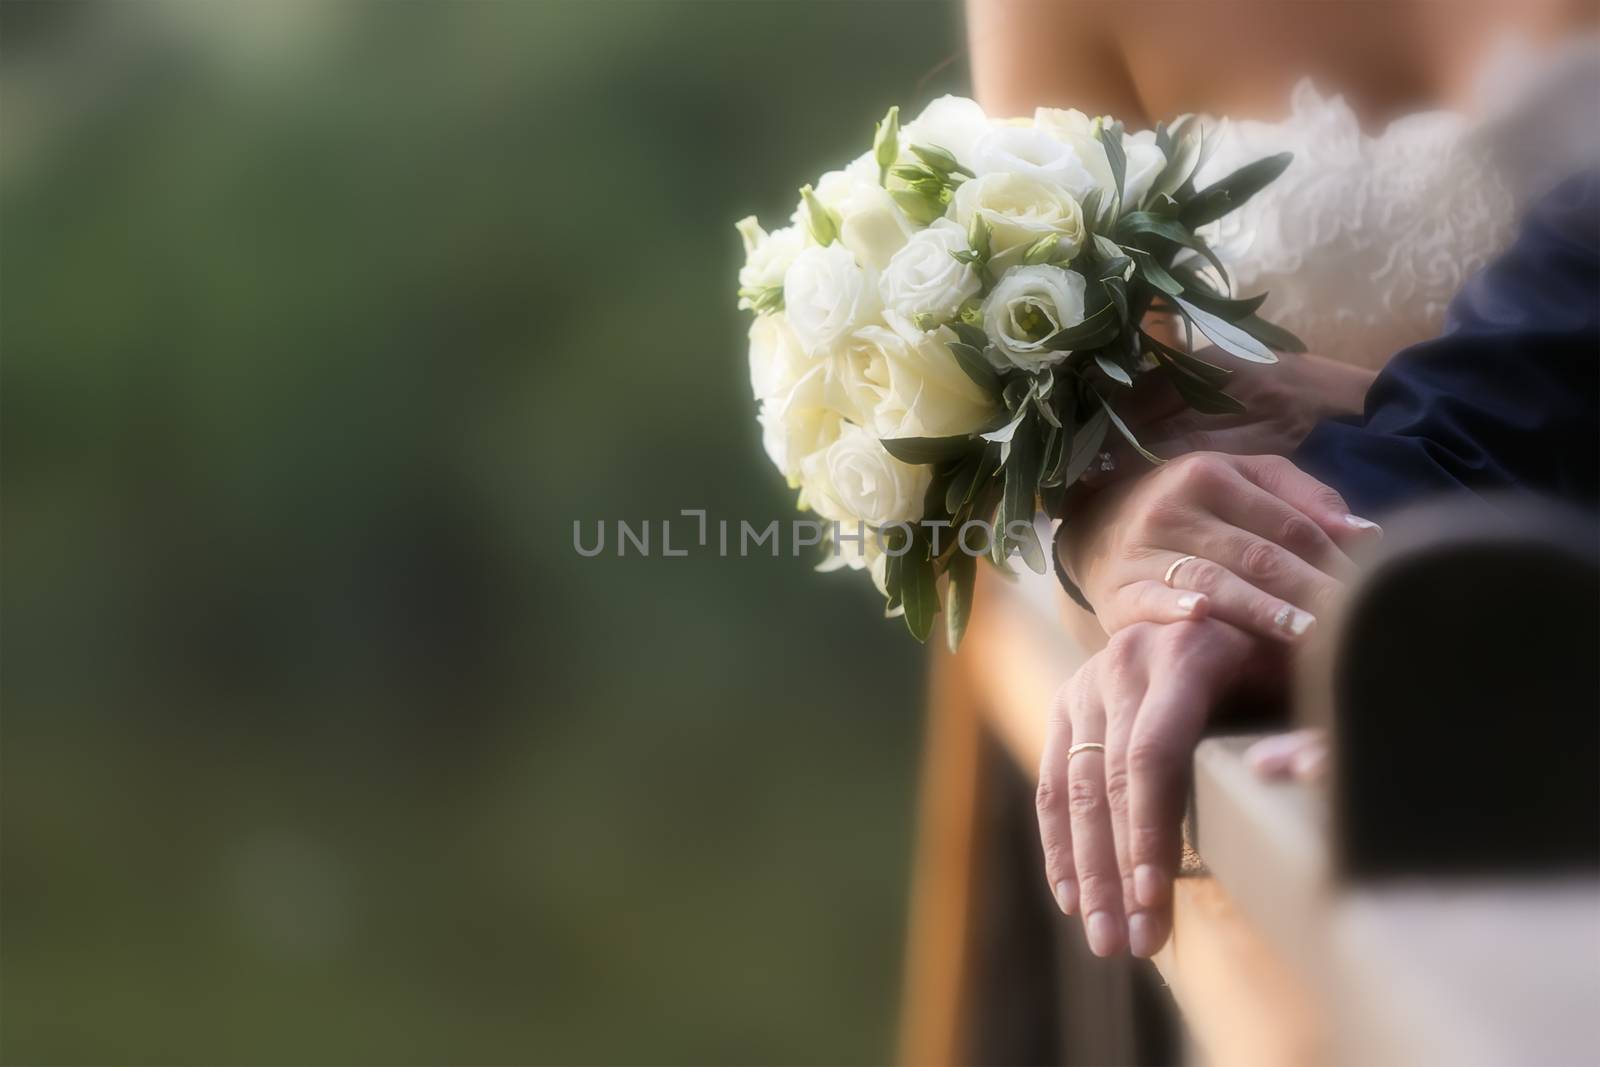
[1192,37,1599,369]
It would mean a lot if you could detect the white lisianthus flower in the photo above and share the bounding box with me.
[735,218,805,300]
[1028,108,1169,208]
[902,95,991,170]
[800,421,931,528]
[809,164,915,271]
[952,173,1086,268]
[746,312,811,402]
[972,123,1107,203]
[784,243,880,354]
[981,265,1087,372]
[1032,107,1097,140]
[1120,129,1168,208]
[815,523,902,606]
[824,313,1000,439]
[819,522,899,602]
[879,219,981,323]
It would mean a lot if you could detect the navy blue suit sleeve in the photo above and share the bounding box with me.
[1292,173,1600,519]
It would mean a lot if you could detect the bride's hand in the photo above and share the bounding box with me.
[1057,452,1382,642]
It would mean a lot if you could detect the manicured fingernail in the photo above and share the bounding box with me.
[1176,592,1204,615]
[1273,605,1316,637]
[1344,514,1381,533]
[1086,911,1122,957]
[1134,864,1163,908]
[1054,879,1078,915]
[1129,912,1163,957]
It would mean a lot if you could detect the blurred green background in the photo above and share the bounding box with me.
[0,2,971,1063]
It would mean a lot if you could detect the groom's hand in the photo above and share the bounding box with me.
[1036,619,1278,958]
[1058,452,1380,642]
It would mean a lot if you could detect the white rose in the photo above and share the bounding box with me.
[981,265,1087,372]
[746,312,811,402]
[952,172,1086,268]
[879,219,981,322]
[902,95,991,170]
[784,243,880,354]
[824,313,1000,439]
[809,165,914,271]
[800,421,931,528]
[735,218,805,299]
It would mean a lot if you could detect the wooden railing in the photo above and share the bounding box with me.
[899,502,1600,1066]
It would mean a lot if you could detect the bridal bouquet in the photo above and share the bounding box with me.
[736,96,1296,648]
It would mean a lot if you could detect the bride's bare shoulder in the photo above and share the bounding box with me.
[965,0,1140,118]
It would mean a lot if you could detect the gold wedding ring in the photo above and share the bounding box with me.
[1163,554,1199,588]
[1066,741,1106,763]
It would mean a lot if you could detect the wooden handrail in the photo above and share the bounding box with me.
[899,558,1600,1065]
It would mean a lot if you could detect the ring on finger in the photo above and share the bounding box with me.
[1066,741,1106,764]
[1163,554,1200,588]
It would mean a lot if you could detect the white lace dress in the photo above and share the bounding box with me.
[1194,35,1600,370]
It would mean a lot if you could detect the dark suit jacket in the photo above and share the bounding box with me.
[1292,173,1600,517]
